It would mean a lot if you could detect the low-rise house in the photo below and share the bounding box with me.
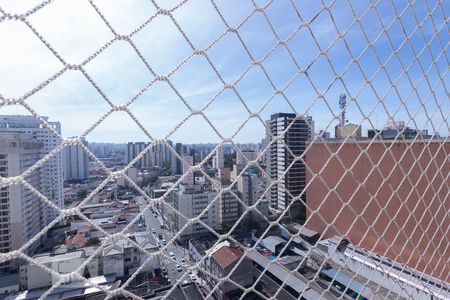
[204,246,253,299]
[65,233,87,248]
[7,275,116,300]
[259,235,286,255]
[19,233,158,291]
[187,236,218,263]
[19,250,100,290]
[102,233,160,278]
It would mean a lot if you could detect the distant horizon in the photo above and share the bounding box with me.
[0,112,444,144]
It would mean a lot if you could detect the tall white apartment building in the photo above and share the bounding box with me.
[124,142,146,167]
[88,142,113,158]
[267,113,313,221]
[0,115,64,225]
[145,141,176,170]
[126,141,177,173]
[63,138,89,181]
[212,145,224,169]
[0,133,44,271]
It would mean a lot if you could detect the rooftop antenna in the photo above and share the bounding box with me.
[339,93,347,127]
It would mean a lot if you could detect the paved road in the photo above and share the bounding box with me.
[137,197,198,286]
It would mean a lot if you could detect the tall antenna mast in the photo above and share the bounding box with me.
[339,93,347,127]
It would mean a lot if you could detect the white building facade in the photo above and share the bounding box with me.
[0,133,44,271]
[63,138,89,181]
[212,145,224,169]
[0,115,64,224]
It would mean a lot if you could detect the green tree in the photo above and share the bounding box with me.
[86,237,101,246]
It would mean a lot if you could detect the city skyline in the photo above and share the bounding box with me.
[1,1,448,143]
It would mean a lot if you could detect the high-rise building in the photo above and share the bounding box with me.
[235,170,270,227]
[0,133,44,271]
[236,150,257,166]
[212,145,224,169]
[182,155,194,185]
[124,142,146,167]
[219,189,239,228]
[63,138,89,181]
[267,113,313,220]
[175,143,184,174]
[88,142,113,158]
[175,143,183,174]
[140,141,177,172]
[171,181,239,240]
[0,115,64,225]
[237,173,258,208]
[124,142,134,165]
[210,178,239,229]
[117,167,138,188]
[172,184,219,240]
[135,142,146,167]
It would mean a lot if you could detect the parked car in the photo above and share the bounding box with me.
[176,265,182,272]
[169,252,175,258]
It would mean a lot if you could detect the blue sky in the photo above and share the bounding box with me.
[0,0,448,143]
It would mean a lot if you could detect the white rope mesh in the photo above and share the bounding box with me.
[0,0,448,299]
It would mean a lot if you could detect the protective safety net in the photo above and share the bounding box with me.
[0,0,448,299]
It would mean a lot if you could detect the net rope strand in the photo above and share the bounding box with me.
[0,0,448,299]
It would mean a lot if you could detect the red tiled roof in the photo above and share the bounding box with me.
[66,233,87,247]
[212,246,243,270]
[77,225,91,234]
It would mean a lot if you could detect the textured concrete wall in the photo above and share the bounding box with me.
[305,140,450,282]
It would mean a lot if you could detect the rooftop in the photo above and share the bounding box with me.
[189,236,218,256]
[5,275,116,300]
[287,224,319,238]
[0,273,19,288]
[212,246,243,270]
[33,250,85,264]
[260,236,286,253]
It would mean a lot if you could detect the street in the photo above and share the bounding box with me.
[137,196,199,286]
